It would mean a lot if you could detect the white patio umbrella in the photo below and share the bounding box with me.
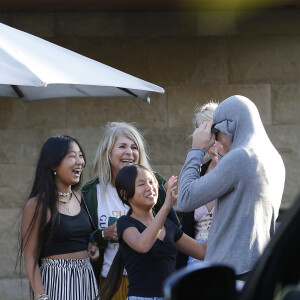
[0,22,164,103]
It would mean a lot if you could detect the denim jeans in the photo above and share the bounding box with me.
[127,297,164,300]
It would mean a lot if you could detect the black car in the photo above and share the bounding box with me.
[164,194,300,300]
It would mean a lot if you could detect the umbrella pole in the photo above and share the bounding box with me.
[11,85,24,98]
[117,87,138,98]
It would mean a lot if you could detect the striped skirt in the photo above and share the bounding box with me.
[40,257,98,300]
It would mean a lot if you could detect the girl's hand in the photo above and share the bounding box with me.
[88,243,100,261]
[165,175,178,209]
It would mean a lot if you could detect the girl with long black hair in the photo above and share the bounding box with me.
[98,164,206,300]
[20,135,98,300]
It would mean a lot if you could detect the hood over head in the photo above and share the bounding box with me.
[213,95,267,150]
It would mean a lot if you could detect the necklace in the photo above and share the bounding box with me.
[58,191,72,214]
[63,202,71,214]
[58,192,80,215]
[58,191,72,197]
[59,197,72,214]
[58,198,72,204]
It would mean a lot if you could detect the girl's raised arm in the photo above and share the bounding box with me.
[122,176,178,253]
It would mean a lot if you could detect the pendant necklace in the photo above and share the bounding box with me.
[64,202,71,214]
[58,191,72,215]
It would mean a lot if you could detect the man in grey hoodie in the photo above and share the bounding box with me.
[178,95,285,279]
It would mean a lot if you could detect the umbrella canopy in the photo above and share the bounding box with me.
[0,22,164,103]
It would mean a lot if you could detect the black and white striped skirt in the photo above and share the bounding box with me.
[40,257,98,300]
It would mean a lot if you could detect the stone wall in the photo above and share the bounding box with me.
[0,9,300,299]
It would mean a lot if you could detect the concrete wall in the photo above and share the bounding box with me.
[0,9,300,299]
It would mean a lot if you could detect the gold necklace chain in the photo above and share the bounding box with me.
[58,198,72,204]
[59,193,80,215]
[58,192,72,214]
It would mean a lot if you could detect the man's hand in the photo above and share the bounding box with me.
[192,121,216,151]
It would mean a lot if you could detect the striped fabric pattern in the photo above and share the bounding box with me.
[40,257,98,300]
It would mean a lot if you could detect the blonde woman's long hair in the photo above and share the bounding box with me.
[93,122,152,189]
[193,101,219,129]
[193,101,219,162]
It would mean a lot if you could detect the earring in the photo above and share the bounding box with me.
[54,170,56,175]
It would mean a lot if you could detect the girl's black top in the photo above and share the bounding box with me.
[118,215,183,297]
[41,199,91,257]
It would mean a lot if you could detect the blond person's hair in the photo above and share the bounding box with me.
[193,101,218,162]
[193,101,219,129]
[93,122,152,188]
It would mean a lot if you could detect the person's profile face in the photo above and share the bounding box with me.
[208,143,218,157]
[216,132,231,155]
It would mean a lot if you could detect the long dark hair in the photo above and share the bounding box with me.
[97,164,157,300]
[17,135,86,272]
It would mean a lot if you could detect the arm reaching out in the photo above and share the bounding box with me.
[122,176,178,253]
[176,233,206,260]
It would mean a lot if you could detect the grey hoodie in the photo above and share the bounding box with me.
[178,95,285,274]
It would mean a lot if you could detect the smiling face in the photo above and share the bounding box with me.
[110,134,140,183]
[129,168,158,210]
[54,142,85,190]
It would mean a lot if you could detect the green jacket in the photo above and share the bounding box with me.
[81,173,180,283]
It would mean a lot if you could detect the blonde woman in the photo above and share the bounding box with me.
[81,122,179,300]
[177,101,219,268]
